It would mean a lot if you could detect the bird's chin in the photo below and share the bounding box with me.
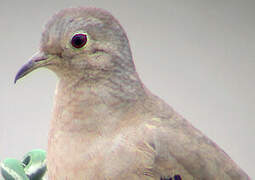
[14,51,54,83]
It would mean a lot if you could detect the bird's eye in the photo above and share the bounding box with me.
[71,33,87,48]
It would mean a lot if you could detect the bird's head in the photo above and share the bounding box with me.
[15,7,135,84]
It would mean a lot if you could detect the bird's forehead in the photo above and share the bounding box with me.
[40,7,110,54]
[48,9,102,31]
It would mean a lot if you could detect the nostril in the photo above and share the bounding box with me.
[34,57,47,62]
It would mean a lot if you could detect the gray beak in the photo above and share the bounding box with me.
[14,52,48,83]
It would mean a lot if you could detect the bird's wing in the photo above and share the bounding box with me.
[147,113,250,180]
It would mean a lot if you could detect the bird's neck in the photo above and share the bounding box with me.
[51,73,146,135]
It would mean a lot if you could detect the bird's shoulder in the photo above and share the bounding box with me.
[135,94,250,180]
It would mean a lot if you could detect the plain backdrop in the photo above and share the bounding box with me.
[0,0,254,178]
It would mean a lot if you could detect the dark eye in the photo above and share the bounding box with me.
[71,33,87,48]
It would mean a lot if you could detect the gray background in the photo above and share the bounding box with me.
[0,0,254,178]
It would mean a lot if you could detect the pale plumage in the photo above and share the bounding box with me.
[15,7,250,180]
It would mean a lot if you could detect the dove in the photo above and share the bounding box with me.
[14,7,250,180]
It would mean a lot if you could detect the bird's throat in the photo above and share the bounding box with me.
[50,76,146,135]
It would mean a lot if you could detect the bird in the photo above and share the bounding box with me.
[14,7,250,180]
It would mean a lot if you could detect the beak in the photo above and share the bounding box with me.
[14,51,49,83]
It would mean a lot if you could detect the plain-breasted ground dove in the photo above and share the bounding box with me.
[14,7,250,180]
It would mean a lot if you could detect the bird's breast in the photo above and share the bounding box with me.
[47,121,157,179]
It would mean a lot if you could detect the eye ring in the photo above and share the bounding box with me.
[71,33,88,49]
